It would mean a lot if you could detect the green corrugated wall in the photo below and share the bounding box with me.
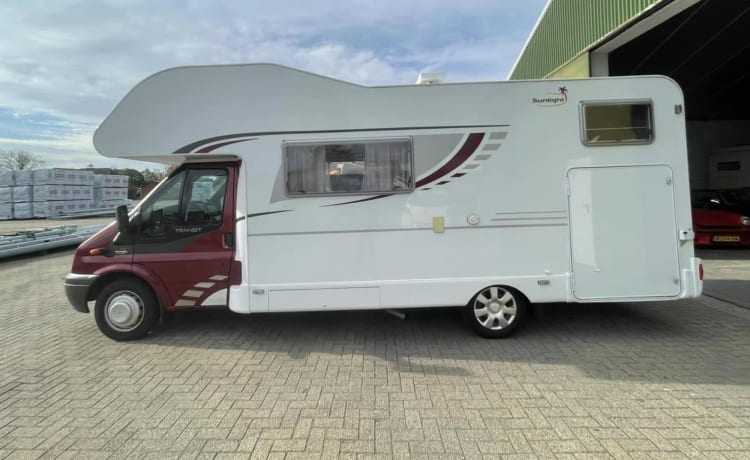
[510,0,666,80]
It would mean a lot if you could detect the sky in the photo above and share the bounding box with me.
[0,0,547,171]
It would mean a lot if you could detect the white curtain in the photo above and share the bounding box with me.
[362,142,410,192]
[286,145,326,194]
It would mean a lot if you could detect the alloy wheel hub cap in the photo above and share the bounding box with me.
[488,301,502,313]
[108,295,141,328]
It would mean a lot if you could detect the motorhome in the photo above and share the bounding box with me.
[64,64,703,340]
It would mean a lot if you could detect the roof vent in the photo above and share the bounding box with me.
[416,72,445,85]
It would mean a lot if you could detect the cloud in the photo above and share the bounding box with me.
[0,0,546,168]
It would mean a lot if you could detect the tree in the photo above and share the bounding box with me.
[113,168,146,188]
[141,168,168,182]
[0,150,46,171]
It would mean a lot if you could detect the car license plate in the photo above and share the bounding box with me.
[712,235,740,242]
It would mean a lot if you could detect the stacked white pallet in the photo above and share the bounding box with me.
[0,169,130,219]
[0,171,35,219]
[94,174,129,210]
[11,185,33,219]
[31,169,96,218]
[0,175,34,220]
[0,171,13,220]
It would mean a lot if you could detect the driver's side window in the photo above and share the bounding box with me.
[140,168,227,237]
[141,171,185,236]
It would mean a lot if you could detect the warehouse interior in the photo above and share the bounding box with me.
[512,0,750,192]
[593,0,750,190]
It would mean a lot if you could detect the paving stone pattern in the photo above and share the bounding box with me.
[1,249,749,459]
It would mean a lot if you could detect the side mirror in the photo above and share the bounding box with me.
[115,205,130,234]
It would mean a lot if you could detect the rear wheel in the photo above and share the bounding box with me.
[94,278,159,341]
[466,285,527,338]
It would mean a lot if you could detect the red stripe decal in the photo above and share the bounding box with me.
[415,132,484,187]
[196,138,251,153]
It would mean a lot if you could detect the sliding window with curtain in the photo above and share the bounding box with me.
[285,139,413,196]
[362,141,412,192]
[285,144,327,195]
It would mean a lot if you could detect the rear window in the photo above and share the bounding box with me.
[581,101,653,146]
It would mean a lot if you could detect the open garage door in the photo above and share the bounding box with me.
[603,0,750,192]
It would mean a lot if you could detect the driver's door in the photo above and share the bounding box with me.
[132,165,236,309]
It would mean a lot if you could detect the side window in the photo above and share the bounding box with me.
[140,169,227,237]
[581,101,653,145]
[140,171,185,236]
[285,139,413,196]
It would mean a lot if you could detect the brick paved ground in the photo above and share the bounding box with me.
[1,249,749,459]
[699,248,750,310]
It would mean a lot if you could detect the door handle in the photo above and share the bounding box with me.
[223,233,234,248]
[679,229,694,241]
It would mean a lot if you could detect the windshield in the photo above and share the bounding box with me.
[720,189,750,207]
[691,190,720,208]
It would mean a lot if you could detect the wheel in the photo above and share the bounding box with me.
[465,285,527,338]
[94,278,159,341]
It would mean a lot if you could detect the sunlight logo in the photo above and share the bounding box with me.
[532,86,568,107]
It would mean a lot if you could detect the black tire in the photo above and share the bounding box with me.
[465,285,527,338]
[94,278,159,341]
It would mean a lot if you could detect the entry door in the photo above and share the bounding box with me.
[132,165,236,308]
[567,166,681,300]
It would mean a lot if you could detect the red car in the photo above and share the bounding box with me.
[692,208,750,247]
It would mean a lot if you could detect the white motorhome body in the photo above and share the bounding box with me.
[69,64,702,339]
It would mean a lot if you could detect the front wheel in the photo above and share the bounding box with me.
[465,285,527,338]
[94,278,159,341]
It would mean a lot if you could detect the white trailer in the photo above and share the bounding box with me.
[65,64,702,340]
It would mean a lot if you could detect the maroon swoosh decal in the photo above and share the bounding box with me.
[415,132,485,187]
[172,124,507,153]
[322,194,392,207]
[196,138,251,153]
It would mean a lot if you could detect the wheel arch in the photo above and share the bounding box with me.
[468,283,531,306]
[88,266,171,312]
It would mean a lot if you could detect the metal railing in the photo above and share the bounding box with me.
[0,224,106,259]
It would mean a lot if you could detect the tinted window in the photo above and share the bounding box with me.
[183,170,227,226]
[582,102,653,145]
[691,190,721,208]
[140,169,227,236]
[720,189,750,207]
[140,171,185,236]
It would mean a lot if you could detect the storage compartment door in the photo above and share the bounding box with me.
[568,166,681,300]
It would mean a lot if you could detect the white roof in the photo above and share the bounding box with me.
[93,63,508,159]
[94,64,677,161]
